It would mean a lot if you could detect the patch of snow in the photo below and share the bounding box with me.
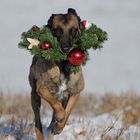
[0,115,13,124]
[1,113,139,140]
[22,135,36,140]
[1,135,15,140]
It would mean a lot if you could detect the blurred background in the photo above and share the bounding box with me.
[0,0,140,94]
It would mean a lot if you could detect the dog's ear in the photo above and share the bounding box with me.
[67,8,77,15]
[68,8,81,23]
[47,14,55,29]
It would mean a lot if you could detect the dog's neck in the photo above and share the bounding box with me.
[56,60,70,78]
[33,56,71,78]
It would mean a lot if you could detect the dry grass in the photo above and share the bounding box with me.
[74,91,140,126]
[73,92,97,115]
[0,90,52,121]
[1,90,140,126]
[0,91,32,119]
[0,90,140,139]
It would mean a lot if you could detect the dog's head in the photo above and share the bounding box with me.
[47,8,81,53]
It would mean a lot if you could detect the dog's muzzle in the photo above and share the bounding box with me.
[60,46,74,54]
[61,47,70,53]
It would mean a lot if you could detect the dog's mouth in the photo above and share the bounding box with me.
[60,47,73,54]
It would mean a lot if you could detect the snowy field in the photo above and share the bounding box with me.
[1,92,140,140]
[1,114,140,140]
[1,113,140,140]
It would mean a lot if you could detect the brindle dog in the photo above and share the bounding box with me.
[29,8,84,140]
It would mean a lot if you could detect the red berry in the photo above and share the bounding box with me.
[40,41,52,49]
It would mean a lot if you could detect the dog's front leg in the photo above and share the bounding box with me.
[31,90,45,140]
[36,79,65,122]
[52,93,80,134]
[51,73,84,134]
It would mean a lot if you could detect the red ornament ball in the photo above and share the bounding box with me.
[82,20,87,27]
[68,49,85,65]
[40,41,52,49]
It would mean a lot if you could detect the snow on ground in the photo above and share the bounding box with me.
[1,113,140,140]
[1,92,140,139]
[0,113,110,140]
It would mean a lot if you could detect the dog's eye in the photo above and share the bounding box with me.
[69,28,79,37]
[52,27,63,36]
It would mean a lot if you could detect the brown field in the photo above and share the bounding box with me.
[0,90,140,139]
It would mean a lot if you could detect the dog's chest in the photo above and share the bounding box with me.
[42,66,69,100]
[51,76,69,101]
[56,80,67,100]
[40,64,82,100]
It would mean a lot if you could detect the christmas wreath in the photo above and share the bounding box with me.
[18,20,108,73]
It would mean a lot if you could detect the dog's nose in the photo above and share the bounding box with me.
[63,47,69,51]
[61,47,70,53]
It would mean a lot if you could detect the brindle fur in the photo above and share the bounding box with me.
[29,8,84,139]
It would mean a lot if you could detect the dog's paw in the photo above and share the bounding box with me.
[51,128,62,135]
[51,122,64,135]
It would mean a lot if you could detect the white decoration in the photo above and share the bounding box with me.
[27,38,40,49]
